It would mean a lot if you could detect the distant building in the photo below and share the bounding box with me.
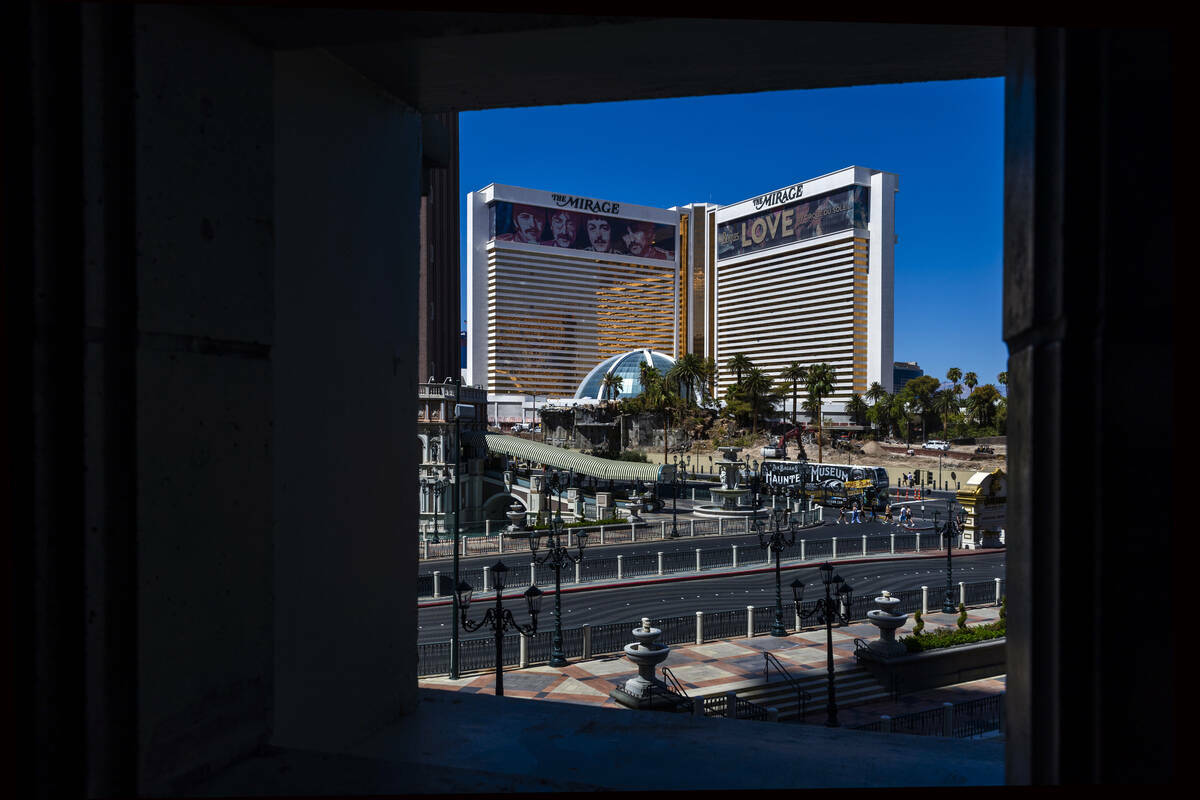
[467,166,898,408]
[893,360,924,392]
[417,379,488,536]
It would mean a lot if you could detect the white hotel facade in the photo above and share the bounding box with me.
[466,166,897,423]
[711,166,898,406]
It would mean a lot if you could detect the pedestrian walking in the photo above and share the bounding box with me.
[884,503,894,524]
[837,505,847,525]
[851,502,861,523]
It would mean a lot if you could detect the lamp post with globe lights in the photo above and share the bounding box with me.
[934,501,969,613]
[793,563,854,727]
[455,562,542,697]
[756,506,798,636]
[528,469,587,668]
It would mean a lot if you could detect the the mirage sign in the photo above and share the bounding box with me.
[716,185,870,260]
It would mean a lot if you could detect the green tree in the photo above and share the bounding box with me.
[900,375,941,441]
[739,367,777,437]
[780,361,809,431]
[866,391,893,439]
[667,352,705,408]
[845,393,869,429]
[638,362,681,461]
[600,372,624,403]
[964,371,979,392]
[700,356,719,407]
[933,388,959,435]
[947,366,963,385]
[725,353,754,387]
[997,371,1008,387]
[865,381,889,439]
[965,383,1002,428]
[804,362,836,462]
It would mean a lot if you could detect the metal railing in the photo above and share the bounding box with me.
[418,510,825,562]
[661,666,689,698]
[420,526,1002,601]
[701,693,774,721]
[851,693,1004,738]
[763,651,810,721]
[416,579,1004,677]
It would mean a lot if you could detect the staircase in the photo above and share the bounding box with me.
[694,663,889,723]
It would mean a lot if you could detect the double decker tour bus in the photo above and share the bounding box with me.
[760,460,891,509]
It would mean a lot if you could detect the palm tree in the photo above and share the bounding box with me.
[804,362,836,462]
[867,391,894,439]
[845,393,869,429]
[780,361,808,431]
[725,353,754,389]
[933,388,958,436]
[637,362,674,461]
[600,372,624,403]
[667,352,705,407]
[997,371,1008,387]
[947,367,962,385]
[963,371,979,392]
[700,356,718,406]
[739,367,775,437]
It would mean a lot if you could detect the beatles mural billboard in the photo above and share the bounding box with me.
[489,198,676,261]
[716,185,870,260]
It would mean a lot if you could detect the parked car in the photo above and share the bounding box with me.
[922,440,950,451]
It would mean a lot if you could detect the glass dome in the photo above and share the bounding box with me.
[574,349,678,400]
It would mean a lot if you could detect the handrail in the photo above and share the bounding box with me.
[853,637,882,662]
[644,681,691,712]
[763,651,810,721]
[660,666,689,698]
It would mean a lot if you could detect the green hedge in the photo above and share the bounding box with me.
[900,619,1006,653]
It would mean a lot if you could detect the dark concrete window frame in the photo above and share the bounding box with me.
[9,9,1174,795]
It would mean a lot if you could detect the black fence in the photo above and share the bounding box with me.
[852,693,1004,738]
[417,579,1003,677]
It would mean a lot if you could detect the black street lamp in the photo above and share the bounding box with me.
[933,501,969,613]
[420,467,450,541]
[529,469,587,668]
[669,455,691,538]
[793,563,854,727]
[757,506,797,636]
[456,561,542,697]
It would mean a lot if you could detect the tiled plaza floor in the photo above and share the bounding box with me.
[419,606,1007,728]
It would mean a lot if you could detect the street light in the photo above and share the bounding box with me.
[669,455,691,538]
[757,506,797,636]
[794,563,854,727]
[420,467,451,541]
[456,561,542,697]
[932,500,969,613]
[529,469,587,668]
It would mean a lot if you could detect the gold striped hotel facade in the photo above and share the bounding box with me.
[467,167,896,412]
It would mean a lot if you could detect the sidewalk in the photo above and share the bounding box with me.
[419,605,1006,730]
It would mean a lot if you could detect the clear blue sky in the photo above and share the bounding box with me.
[459,77,1007,391]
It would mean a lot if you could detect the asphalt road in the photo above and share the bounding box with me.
[416,550,1006,644]
[420,491,962,574]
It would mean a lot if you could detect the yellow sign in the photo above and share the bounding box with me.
[845,479,872,490]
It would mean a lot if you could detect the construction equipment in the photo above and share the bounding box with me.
[762,427,804,459]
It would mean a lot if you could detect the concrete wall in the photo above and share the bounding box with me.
[859,639,1007,696]
[273,48,421,752]
[133,7,275,792]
